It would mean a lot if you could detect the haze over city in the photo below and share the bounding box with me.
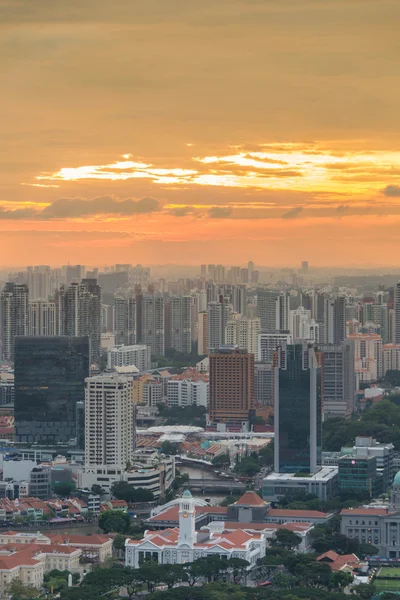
[1,0,400,266]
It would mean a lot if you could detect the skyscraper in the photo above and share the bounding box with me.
[28,300,56,336]
[324,295,346,344]
[14,336,89,443]
[0,283,29,361]
[256,290,278,332]
[274,343,322,474]
[225,317,261,355]
[395,282,400,344]
[197,311,209,355]
[113,293,137,346]
[207,296,232,353]
[27,266,51,300]
[320,342,355,418]
[209,346,255,424]
[142,293,165,356]
[168,295,191,354]
[84,374,135,468]
[56,279,102,363]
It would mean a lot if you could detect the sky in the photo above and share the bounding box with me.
[1,0,400,267]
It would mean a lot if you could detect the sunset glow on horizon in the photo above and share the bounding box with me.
[1,0,400,266]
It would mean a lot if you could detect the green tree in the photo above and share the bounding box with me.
[7,579,41,600]
[234,456,260,476]
[227,557,250,584]
[219,495,239,507]
[98,509,130,533]
[330,571,352,590]
[111,481,154,503]
[158,564,185,589]
[53,481,75,497]
[212,453,231,469]
[272,528,302,550]
[355,583,376,600]
[91,484,106,497]
[136,562,163,592]
[161,440,180,455]
[113,533,127,557]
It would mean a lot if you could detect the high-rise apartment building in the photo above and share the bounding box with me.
[347,333,383,380]
[198,311,209,355]
[274,343,322,474]
[207,296,232,353]
[113,293,137,346]
[56,279,102,363]
[209,346,255,424]
[168,296,191,354]
[84,374,135,469]
[320,342,355,418]
[256,290,279,332]
[142,293,165,356]
[107,344,151,372]
[324,295,346,344]
[395,282,400,344]
[289,307,320,343]
[27,266,51,300]
[257,331,292,364]
[225,317,261,355]
[14,336,89,443]
[0,283,29,361]
[28,300,56,336]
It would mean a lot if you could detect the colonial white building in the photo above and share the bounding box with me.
[125,490,266,568]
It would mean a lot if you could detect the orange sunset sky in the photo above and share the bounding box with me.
[1,0,400,267]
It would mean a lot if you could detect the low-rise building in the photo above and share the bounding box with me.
[340,470,400,558]
[126,490,266,568]
[262,467,339,502]
[167,370,208,408]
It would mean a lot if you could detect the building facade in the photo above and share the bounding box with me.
[14,336,89,443]
[209,346,255,424]
[107,344,151,372]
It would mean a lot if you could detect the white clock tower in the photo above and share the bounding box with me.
[178,489,196,546]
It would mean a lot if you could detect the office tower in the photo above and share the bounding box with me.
[320,342,355,417]
[57,279,102,363]
[215,265,225,283]
[76,401,85,450]
[84,374,135,468]
[207,296,232,353]
[394,282,400,344]
[277,292,290,330]
[201,264,207,278]
[248,261,254,283]
[254,362,273,406]
[14,336,89,443]
[142,293,165,356]
[168,296,191,354]
[209,346,255,424]
[28,300,56,336]
[107,344,151,372]
[225,317,261,355]
[198,311,209,355]
[324,295,346,344]
[0,283,29,361]
[27,266,51,300]
[113,295,126,345]
[257,331,292,364]
[274,343,322,474]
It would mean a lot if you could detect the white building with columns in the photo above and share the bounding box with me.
[125,490,266,568]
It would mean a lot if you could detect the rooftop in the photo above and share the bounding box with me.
[263,467,338,482]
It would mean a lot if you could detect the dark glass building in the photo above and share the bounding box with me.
[14,336,89,443]
[274,343,322,474]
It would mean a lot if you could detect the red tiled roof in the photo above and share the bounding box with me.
[234,492,267,507]
[222,521,310,532]
[341,508,388,516]
[48,534,111,546]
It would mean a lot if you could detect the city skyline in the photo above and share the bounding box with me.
[1,0,400,266]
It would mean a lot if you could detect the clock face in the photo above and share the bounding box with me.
[183,512,188,518]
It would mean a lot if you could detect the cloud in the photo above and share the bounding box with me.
[382,185,400,197]
[281,206,303,219]
[208,206,233,218]
[41,196,160,218]
[169,206,194,217]
[0,196,161,220]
